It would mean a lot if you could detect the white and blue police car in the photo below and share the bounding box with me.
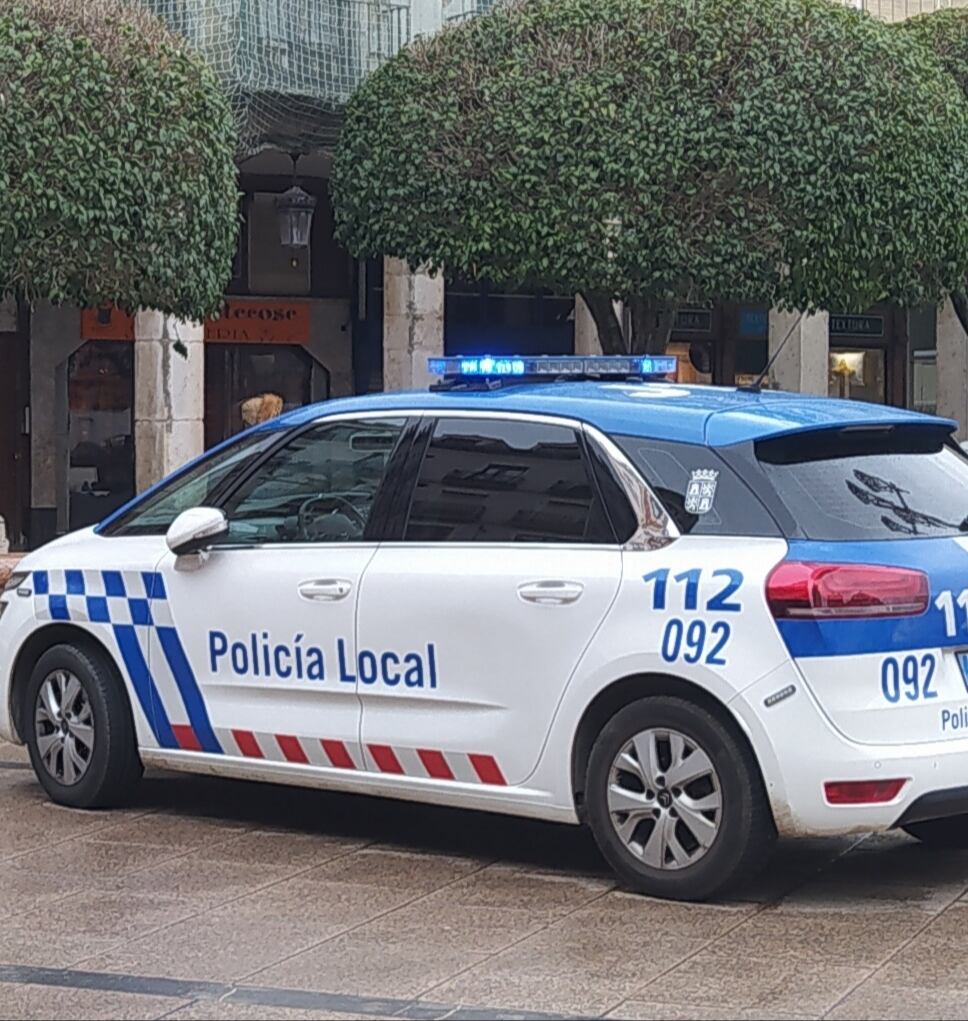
[3,353,968,901]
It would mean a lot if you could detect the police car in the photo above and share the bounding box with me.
[3,354,968,902]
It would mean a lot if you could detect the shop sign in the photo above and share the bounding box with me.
[80,306,135,341]
[829,314,884,338]
[674,308,712,333]
[205,299,311,344]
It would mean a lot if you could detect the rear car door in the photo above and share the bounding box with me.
[356,413,623,787]
[152,414,408,766]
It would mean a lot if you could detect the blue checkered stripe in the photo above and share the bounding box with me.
[32,569,221,755]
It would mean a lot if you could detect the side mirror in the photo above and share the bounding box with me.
[166,507,228,557]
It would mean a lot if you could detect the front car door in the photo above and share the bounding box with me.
[356,413,623,790]
[152,414,409,769]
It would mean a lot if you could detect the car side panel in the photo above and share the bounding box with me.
[0,532,168,749]
[528,536,792,809]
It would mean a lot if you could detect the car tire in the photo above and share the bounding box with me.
[24,643,143,809]
[585,695,776,901]
[902,816,968,848]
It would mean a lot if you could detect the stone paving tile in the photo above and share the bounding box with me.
[702,905,930,967]
[564,888,755,940]
[0,981,184,1021]
[825,978,968,1020]
[421,911,708,1016]
[16,835,190,880]
[190,828,367,869]
[0,890,202,969]
[87,854,301,908]
[871,903,968,993]
[634,951,871,1015]
[413,861,614,923]
[248,928,491,1001]
[354,890,548,956]
[81,879,414,984]
[164,1005,398,1021]
[82,812,250,850]
[605,1003,815,1020]
[303,846,483,894]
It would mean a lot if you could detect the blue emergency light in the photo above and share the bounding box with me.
[427,354,678,380]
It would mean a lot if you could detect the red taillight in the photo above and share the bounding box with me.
[824,779,907,805]
[766,562,929,619]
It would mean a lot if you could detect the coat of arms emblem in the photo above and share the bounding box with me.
[684,468,719,515]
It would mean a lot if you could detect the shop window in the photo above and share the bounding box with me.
[67,341,134,530]
[205,344,323,448]
[829,348,886,403]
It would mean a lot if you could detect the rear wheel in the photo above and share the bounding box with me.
[903,816,968,848]
[585,696,776,901]
[24,643,142,809]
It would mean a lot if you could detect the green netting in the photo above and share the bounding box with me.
[142,0,968,155]
[856,0,968,21]
[143,0,412,155]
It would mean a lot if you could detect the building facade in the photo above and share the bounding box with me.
[0,0,966,552]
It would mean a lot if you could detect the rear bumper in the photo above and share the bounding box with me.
[735,666,968,837]
[893,786,968,828]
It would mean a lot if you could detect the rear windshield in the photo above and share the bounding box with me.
[754,425,968,540]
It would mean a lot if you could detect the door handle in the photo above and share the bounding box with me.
[517,580,584,605]
[298,579,352,602]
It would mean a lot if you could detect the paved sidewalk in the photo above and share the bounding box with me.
[1,738,967,1020]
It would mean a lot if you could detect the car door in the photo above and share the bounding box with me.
[152,414,409,768]
[356,413,623,787]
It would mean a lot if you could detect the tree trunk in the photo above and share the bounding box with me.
[630,298,676,355]
[953,292,968,338]
[579,291,627,355]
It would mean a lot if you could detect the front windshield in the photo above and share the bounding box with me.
[100,429,281,537]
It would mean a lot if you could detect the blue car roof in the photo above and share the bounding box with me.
[267,382,954,448]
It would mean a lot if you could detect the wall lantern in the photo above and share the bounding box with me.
[276,154,316,249]
[275,184,316,249]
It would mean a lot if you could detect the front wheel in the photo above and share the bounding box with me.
[585,696,776,901]
[903,816,968,848]
[24,643,143,809]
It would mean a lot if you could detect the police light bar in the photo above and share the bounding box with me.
[427,355,678,379]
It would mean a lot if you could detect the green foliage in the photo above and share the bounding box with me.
[0,0,239,321]
[333,0,968,317]
[903,8,968,99]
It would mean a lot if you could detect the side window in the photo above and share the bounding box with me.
[221,418,406,544]
[404,418,615,543]
[103,429,280,537]
[615,436,779,537]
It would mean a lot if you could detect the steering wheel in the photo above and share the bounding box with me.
[296,494,367,541]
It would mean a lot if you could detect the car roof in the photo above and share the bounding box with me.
[265,381,955,448]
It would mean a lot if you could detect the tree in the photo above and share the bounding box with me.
[0,0,239,323]
[900,8,968,337]
[333,0,968,355]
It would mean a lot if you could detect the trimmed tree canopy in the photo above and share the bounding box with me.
[0,0,239,321]
[903,7,968,97]
[901,8,968,337]
[334,0,968,351]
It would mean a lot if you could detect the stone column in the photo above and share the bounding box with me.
[383,257,444,391]
[767,309,829,395]
[134,311,204,493]
[936,299,968,439]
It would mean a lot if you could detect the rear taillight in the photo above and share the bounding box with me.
[824,779,907,805]
[767,562,929,619]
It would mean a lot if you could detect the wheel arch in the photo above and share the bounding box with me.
[9,624,126,742]
[570,672,770,821]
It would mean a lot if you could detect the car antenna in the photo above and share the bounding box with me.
[738,311,805,393]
